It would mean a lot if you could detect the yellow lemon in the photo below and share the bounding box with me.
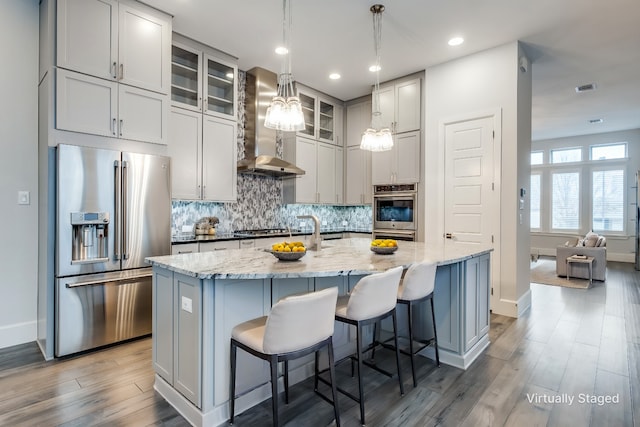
[283,246,292,252]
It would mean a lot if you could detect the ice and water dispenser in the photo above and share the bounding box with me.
[71,212,109,264]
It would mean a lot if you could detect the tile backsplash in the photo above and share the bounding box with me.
[171,69,372,234]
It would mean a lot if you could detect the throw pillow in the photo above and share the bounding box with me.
[584,235,598,247]
[596,236,606,247]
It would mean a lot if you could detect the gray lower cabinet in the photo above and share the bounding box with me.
[433,263,461,353]
[463,253,491,352]
[152,268,202,407]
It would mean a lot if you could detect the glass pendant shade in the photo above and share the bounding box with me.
[264,0,305,132]
[360,4,393,152]
[360,127,393,151]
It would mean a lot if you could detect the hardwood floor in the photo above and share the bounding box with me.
[1,261,638,426]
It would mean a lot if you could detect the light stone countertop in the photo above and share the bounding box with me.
[146,238,493,280]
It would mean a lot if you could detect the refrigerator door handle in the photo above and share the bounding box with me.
[122,160,129,260]
[114,160,121,261]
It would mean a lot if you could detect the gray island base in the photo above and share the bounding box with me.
[146,238,492,427]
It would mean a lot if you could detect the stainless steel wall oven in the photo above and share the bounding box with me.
[373,183,417,241]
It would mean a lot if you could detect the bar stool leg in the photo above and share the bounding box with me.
[430,297,440,366]
[314,351,320,392]
[356,323,366,425]
[407,302,417,387]
[392,310,405,396]
[284,360,289,404]
[327,338,341,427]
[269,355,279,427]
[229,341,237,424]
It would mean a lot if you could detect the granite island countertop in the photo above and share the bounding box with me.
[147,238,492,280]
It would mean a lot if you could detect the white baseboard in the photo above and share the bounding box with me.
[0,320,37,349]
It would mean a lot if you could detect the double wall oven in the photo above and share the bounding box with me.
[373,183,417,241]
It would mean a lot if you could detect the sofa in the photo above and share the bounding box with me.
[556,232,607,281]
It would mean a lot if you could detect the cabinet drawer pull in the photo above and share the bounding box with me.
[120,63,124,80]
[112,62,117,79]
[112,118,116,135]
[119,119,123,136]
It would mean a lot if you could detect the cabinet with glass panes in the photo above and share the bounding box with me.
[170,35,237,121]
[296,86,340,145]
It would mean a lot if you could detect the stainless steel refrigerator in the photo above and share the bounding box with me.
[53,144,171,357]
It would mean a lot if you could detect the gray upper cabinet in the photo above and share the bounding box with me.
[378,77,421,134]
[56,0,171,95]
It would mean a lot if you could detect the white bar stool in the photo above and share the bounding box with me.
[375,261,440,387]
[229,287,340,427]
[321,266,404,426]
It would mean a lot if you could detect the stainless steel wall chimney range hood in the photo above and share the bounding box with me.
[237,67,305,178]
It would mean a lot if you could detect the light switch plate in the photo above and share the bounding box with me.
[18,191,30,205]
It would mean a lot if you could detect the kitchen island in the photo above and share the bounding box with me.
[146,238,491,427]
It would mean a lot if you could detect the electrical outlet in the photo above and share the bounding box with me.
[322,220,327,226]
[342,220,348,226]
[181,296,193,313]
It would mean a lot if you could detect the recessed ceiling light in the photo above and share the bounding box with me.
[329,73,341,80]
[575,83,597,93]
[588,118,604,124]
[448,37,464,46]
[275,46,288,55]
[369,64,381,72]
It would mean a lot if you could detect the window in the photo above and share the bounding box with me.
[551,147,581,163]
[592,169,624,231]
[531,151,543,165]
[530,174,541,228]
[590,143,627,160]
[552,172,580,229]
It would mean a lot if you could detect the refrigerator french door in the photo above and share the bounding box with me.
[55,144,170,356]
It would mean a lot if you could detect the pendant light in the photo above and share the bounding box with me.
[264,0,305,131]
[360,4,393,152]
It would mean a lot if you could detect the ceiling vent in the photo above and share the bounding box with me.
[575,83,597,93]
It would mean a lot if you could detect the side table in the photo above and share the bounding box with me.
[566,255,594,285]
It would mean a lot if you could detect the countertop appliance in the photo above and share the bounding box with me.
[53,144,171,357]
[373,183,417,241]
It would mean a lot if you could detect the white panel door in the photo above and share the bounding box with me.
[317,143,336,204]
[118,4,170,94]
[202,117,237,201]
[56,68,117,137]
[444,116,495,249]
[295,138,318,203]
[168,108,202,200]
[57,0,117,81]
[118,85,168,145]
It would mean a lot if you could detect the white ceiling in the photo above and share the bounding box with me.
[143,0,640,141]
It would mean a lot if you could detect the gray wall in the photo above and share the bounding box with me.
[0,0,39,347]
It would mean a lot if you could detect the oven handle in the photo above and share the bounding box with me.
[373,193,416,199]
[374,229,416,235]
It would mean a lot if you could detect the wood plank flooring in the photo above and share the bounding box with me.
[1,260,638,426]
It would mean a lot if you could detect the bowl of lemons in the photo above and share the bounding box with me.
[370,239,398,254]
[270,241,307,261]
